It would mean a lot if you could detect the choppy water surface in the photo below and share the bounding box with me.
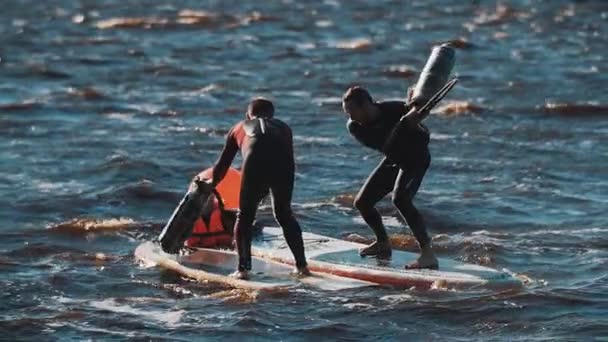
[1,0,607,340]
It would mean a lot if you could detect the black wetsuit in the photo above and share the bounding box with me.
[212,117,307,271]
[347,101,432,248]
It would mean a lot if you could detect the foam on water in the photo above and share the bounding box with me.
[89,298,185,326]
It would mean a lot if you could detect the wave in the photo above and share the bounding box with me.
[133,278,265,303]
[141,64,198,77]
[31,179,89,195]
[437,38,476,49]
[467,3,532,28]
[330,193,356,207]
[312,96,342,107]
[176,10,231,27]
[0,255,21,267]
[204,289,262,303]
[512,227,608,238]
[95,180,181,203]
[193,126,230,136]
[0,100,42,112]
[89,298,185,326]
[54,296,185,326]
[102,112,136,123]
[94,10,279,31]
[331,38,373,51]
[65,87,106,101]
[50,36,123,46]
[448,102,608,117]
[539,102,608,116]
[431,133,457,141]
[98,154,163,174]
[383,65,417,78]
[293,135,336,144]
[49,218,161,241]
[2,242,108,265]
[47,217,138,234]
[95,17,171,29]
[24,64,71,79]
[435,101,485,116]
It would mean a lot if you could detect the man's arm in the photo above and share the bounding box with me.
[402,106,430,126]
[211,129,239,187]
[404,78,458,124]
[347,119,384,151]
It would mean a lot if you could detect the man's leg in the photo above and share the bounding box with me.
[354,158,399,257]
[269,171,308,274]
[393,153,437,269]
[233,162,268,278]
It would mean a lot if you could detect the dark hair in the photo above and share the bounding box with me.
[247,98,274,118]
[342,86,373,105]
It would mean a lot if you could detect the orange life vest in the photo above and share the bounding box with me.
[184,167,241,249]
[185,197,233,248]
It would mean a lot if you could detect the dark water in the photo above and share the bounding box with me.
[1,0,607,340]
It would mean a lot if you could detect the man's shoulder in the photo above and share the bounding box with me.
[268,118,291,131]
[229,120,246,133]
[377,100,408,113]
[269,117,287,125]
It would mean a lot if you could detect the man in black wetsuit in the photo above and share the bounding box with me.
[342,86,438,270]
[207,98,310,279]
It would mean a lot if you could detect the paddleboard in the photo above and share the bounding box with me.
[252,228,523,290]
[135,241,372,291]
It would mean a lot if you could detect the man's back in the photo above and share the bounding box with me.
[232,117,294,162]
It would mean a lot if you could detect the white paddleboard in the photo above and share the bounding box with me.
[135,241,372,291]
[252,228,522,290]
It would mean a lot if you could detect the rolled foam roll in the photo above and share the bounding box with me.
[411,44,455,106]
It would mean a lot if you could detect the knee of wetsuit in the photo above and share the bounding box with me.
[272,206,294,224]
[392,192,414,209]
[353,195,372,212]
